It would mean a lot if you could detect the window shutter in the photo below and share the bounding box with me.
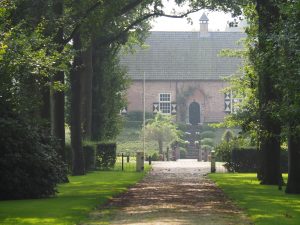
[224,92,231,113]
[153,102,159,114]
[171,102,177,115]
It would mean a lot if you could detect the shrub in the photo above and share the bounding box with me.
[179,147,186,158]
[200,131,215,139]
[96,143,117,170]
[151,152,159,161]
[219,147,289,173]
[230,148,258,172]
[200,138,214,146]
[201,123,215,132]
[0,116,68,200]
[222,129,234,142]
[201,145,213,151]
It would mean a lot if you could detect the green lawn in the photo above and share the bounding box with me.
[209,173,300,225]
[0,170,148,225]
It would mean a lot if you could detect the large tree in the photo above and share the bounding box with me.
[254,0,282,186]
[274,1,300,194]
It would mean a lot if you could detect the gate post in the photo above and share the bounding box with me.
[211,150,216,173]
[136,152,144,172]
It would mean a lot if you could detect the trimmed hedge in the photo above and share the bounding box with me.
[83,145,96,171]
[96,143,117,170]
[226,148,288,173]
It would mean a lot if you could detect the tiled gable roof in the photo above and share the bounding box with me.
[120,31,245,80]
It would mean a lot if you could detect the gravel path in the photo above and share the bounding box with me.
[84,160,251,225]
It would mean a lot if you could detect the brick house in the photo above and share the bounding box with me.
[121,14,245,124]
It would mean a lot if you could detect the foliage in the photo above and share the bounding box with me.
[176,86,196,122]
[222,129,234,142]
[200,145,213,151]
[91,44,129,141]
[214,135,252,163]
[0,115,68,200]
[209,173,300,225]
[200,138,214,147]
[0,170,147,225]
[200,131,215,139]
[230,148,259,172]
[144,113,181,154]
[96,143,117,170]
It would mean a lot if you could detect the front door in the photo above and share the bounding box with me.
[189,102,200,125]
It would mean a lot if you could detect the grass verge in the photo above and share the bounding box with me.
[209,173,300,225]
[0,169,149,225]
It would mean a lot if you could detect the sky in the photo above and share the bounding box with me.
[150,1,234,31]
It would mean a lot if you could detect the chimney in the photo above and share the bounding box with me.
[199,13,209,33]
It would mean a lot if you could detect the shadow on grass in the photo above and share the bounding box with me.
[0,171,147,225]
[209,173,300,225]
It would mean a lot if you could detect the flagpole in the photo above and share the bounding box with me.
[143,72,146,163]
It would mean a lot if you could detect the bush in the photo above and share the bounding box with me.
[200,138,214,146]
[179,147,186,159]
[220,147,289,173]
[0,116,68,200]
[200,131,215,139]
[201,123,215,132]
[230,148,258,172]
[150,152,159,161]
[96,143,117,170]
[83,144,96,171]
[222,129,234,142]
[201,145,213,151]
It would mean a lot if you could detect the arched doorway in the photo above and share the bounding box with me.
[189,102,200,125]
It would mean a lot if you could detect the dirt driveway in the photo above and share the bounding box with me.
[84,160,252,225]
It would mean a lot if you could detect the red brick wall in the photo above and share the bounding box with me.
[126,80,228,123]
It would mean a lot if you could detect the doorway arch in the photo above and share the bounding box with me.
[189,102,200,125]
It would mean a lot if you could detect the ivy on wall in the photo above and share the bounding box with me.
[176,86,196,122]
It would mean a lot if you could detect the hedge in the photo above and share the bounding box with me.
[226,148,288,173]
[83,145,96,171]
[96,143,117,170]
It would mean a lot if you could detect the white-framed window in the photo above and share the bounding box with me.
[159,93,171,114]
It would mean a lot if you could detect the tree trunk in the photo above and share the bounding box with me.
[158,139,163,155]
[91,41,106,141]
[70,31,85,175]
[80,46,93,140]
[40,79,51,123]
[256,0,282,185]
[286,127,300,193]
[51,0,65,160]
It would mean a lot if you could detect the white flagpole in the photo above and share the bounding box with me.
[143,72,146,161]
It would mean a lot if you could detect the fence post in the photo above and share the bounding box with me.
[122,153,124,171]
[211,150,216,173]
[167,147,169,161]
[198,149,202,162]
[136,152,144,172]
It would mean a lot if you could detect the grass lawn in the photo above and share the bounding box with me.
[0,168,149,225]
[209,173,300,225]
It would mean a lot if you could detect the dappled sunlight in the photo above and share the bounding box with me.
[84,161,251,225]
[209,173,300,225]
[0,171,146,225]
